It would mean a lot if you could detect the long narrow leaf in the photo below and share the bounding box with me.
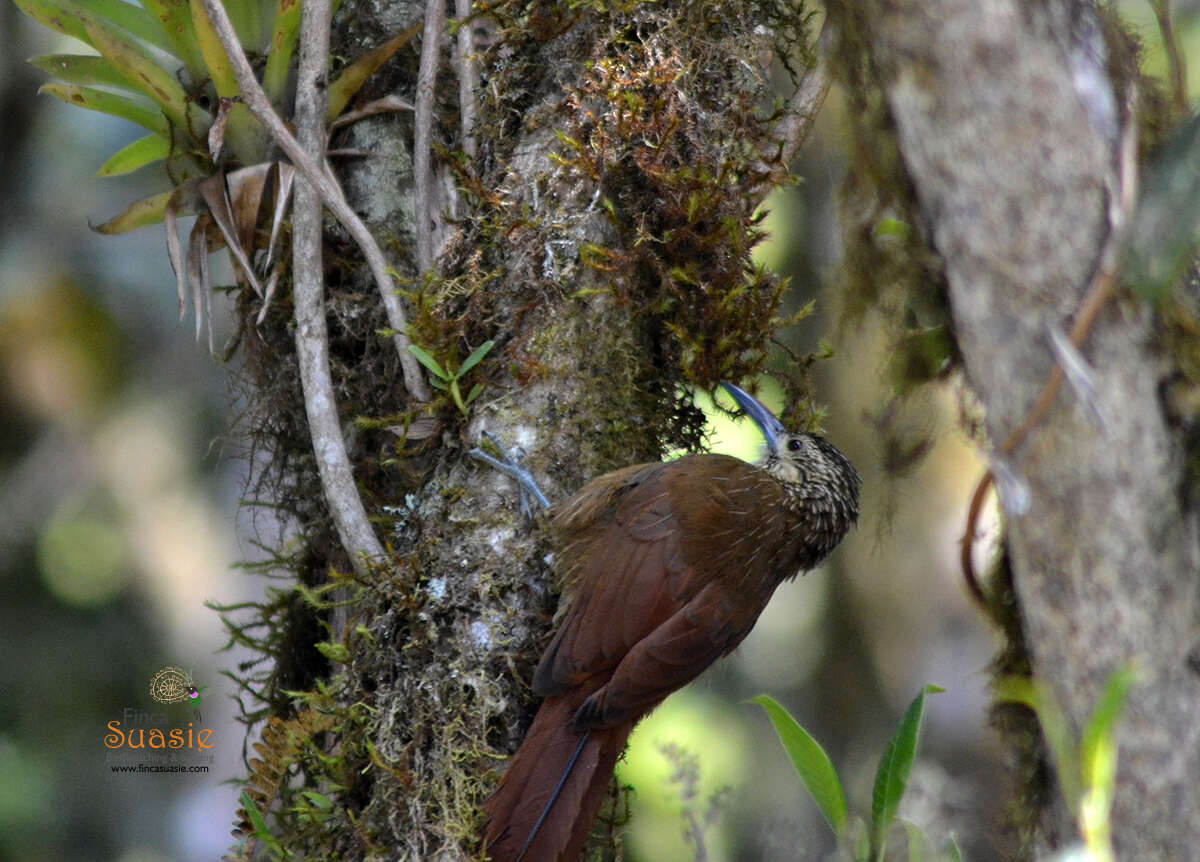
[902,820,932,862]
[188,0,237,96]
[164,190,187,314]
[97,132,170,175]
[81,0,174,49]
[994,676,1081,811]
[91,187,173,234]
[197,173,263,295]
[1078,666,1136,857]
[750,694,847,835]
[407,344,447,380]
[870,685,942,860]
[82,15,194,130]
[1079,666,1136,788]
[187,213,214,345]
[263,162,295,272]
[14,0,173,53]
[326,23,420,122]
[458,339,494,377]
[30,53,137,89]
[137,0,207,82]
[39,82,169,137]
[222,0,261,52]
[262,0,302,107]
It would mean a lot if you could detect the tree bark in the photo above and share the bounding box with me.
[232,0,827,858]
[838,0,1200,858]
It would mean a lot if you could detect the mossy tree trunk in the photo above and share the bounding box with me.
[230,0,824,859]
[831,0,1199,858]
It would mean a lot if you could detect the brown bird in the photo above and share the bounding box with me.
[479,382,861,862]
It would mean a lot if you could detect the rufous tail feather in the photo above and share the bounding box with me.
[483,687,632,862]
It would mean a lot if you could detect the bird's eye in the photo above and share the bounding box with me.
[787,438,802,452]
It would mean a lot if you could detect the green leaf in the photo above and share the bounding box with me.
[750,694,847,835]
[870,685,942,860]
[1078,665,1136,856]
[238,791,282,851]
[13,0,93,43]
[185,0,267,162]
[874,217,911,239]
[137,0,208,82]
[315,641,350,663]
[39,82,169,137]
[92,188,173,233]
[221,0,261,52]
[1124,113,1200,302]
[85,0,174,50]
[82,14,199,131]
[407,344,448,380]
[188,0,237,96]
[14,0,174,54]
[449,380,468,414]
[29,53,135,89]
[902,820,932,862]
[943,835,964,862]
[326,23,420,122]
[994,676,1080,811]
[463,382,484,409]
[262,0,302,107]
[1079,666,1136,790]
[457,339,494,378]
[846,816,871,862]
[97,132,170,175]
[300,790,333,809]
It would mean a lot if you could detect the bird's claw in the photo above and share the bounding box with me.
[470,431,551,518]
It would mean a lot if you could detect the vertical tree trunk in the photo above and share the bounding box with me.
[835,0,1199,858]
[231,0,826,858]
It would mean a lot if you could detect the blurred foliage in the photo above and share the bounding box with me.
[1124,112,1200,302]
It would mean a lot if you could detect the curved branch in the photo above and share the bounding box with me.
[290,0,386,574]
[455,0,478,162]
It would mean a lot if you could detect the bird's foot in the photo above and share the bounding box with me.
[469,430,552,518]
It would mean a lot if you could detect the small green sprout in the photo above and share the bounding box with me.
[407,340,494,416]
[995,665,1138,862]
[752,685,956,862]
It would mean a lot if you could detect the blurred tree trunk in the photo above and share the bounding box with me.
[233,0,824,859]
[832,0,1199,858]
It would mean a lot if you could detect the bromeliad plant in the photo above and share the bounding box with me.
[17,0,414,342]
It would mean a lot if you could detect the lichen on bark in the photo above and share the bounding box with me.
[223,0,830,858]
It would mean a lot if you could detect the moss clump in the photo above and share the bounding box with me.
[548,1,819,391]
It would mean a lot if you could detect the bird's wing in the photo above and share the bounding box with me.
[533,455,778,709]
[572,578,751,727]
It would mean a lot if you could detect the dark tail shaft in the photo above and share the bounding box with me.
[484,692,632,862]
[515,729,590,861]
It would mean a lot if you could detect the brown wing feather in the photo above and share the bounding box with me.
[534,455,791,716]
[573,580,751,727]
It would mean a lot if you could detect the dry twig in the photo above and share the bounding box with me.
[289,0,388,573]
[414,0,446,272]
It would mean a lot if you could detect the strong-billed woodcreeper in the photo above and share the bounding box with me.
[480,382,861,862]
